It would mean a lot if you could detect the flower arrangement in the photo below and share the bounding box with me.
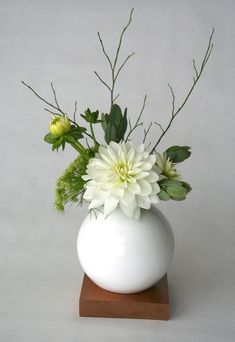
[22,9,214,219]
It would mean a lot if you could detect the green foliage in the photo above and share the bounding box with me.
[44,125,87,152]
[158,178,192,201]
[81,108,102,124]
[102,104,128,143]
[105,124,117,143]
[165,145,191,163]
[54,148,96,211]
[158,190,170,201]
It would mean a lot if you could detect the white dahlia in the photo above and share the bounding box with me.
[82,142,160,219]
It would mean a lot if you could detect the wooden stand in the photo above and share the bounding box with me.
[79,274,169,320]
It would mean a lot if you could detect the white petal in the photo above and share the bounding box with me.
[140,162,152,171]
[149,194,160,203]
[133,206,141,220]
[88,198,104,209]
[104,197,119,217]
[120,191,135,206]
[128,181,141,194]
[111,187,125,198]
[148,154,156,165]
[145,170,159,183]
[137,179,152,196]
[136,195,151,209]
[119,200,138,218]
[151,182,160,194]
[134,171,149,180]
[136,144,145,154]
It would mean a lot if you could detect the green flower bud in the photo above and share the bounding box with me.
[49,115,71,136]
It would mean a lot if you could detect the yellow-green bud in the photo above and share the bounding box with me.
[49,115,71,136]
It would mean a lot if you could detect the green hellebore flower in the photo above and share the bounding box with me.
[49,115,71,136]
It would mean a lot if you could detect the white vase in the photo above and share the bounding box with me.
[77,206,174,294]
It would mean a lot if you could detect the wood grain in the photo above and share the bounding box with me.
[79,274,169,320]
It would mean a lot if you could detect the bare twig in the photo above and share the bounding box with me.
[154,121,164,133]
[96,8,134,109]
[22,81,65,115]
[94,71,111,91]
[113,8,134,69]
[97,32,113,70]
[73,100,77,123]
[168,84,175,117]
[22,81,96,141]
[143,122,153,143]
[114,52,135,82]
[44,108,78,127]
[50,83,61,110]
[150,29,214,153]
[125,95,147,142]
[113,93,120,102]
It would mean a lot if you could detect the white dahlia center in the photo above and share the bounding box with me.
[114,161,130,182]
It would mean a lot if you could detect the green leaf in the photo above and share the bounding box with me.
[165,145,191,163]
[52,137,63,151]
[63,134,76,145]
[158,190,170,201]
[101,113,109,131]
[171,196,186,201]
[81,109,100,123]
[166,185,187,199]
[68,126,86,140]
[110,104,122,127]
[159,179,183,188]
[181,181,192,193]
[44,133,59,144]
[119,108,128,141]
[105,124,117,143]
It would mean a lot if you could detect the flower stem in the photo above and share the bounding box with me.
[70,141,89,160]
[90,122,98,148]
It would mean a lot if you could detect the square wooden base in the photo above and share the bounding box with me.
[79,274,169,320]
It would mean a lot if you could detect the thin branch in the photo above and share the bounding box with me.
[73,101,77,123]
[143,122,152,143]
[96,8,134,109]
[44,108,77,126]
[168,83,175,117]
[97,32,113,71]
[114,52,135,82]
[22,81,65,115]
[113,93,120,102]
[154,121,164,133]
[192,59,198,77]
[86,138,92,151]
[125,95,147,142]
[94,71,111,91]
[113,8,134,69]
[22,81,95,141]
[150,29,214,153]
[50,83,61,109]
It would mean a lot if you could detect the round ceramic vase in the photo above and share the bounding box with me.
[77,206,174,294]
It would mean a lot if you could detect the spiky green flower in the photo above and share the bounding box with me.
[155,152,180,180]
[54,148,97,211]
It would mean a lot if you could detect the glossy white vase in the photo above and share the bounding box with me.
[77,206,174,294]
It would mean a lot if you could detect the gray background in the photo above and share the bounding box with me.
[0,0,235,341]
